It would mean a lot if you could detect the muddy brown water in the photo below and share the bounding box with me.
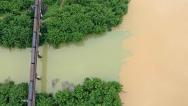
[120,0,188,106]
[1,0,188,105]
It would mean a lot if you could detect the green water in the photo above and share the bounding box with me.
[0,30,128,93]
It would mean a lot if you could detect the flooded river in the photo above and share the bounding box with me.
[120,0,188,106]
[0,30,128,92]
[1,0,188,105]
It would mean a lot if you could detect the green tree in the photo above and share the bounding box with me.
[0,14,32,48]
[43,0,129,48]
[9,83,28,106]
[0,78,123,106]
[0,0,129,49]
[36,93,55,106]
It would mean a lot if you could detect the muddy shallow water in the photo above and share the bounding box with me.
[0,30,128,92]
[120,0,188,106]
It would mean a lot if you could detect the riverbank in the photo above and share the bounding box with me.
[120,0,188,106]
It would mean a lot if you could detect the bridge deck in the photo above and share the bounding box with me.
[28,0,42,106]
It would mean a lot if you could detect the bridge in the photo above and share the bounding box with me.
[27,0,42,105]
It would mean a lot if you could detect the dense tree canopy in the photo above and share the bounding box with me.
[0,14,32,48]
[43,0,129,48]
[0,78,123,106]
[0,0,32,14]
[0,0,129,48]
[0,0,33,48]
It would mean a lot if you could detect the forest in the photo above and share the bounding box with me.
[0,0,129,48]
[0,78,122,106]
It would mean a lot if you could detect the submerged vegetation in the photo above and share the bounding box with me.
[0,0,129,48]
[0,78,122,106]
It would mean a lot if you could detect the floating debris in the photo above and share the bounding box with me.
[61,81,75,92]
[36,75,41,80]
[68,83,75,92]
[61,81,68,90]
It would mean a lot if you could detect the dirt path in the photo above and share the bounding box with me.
[120,0,188,106]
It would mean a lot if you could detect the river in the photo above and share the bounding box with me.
[1,0,188,105]
[120,0,188,106]
[0,30,128,93]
